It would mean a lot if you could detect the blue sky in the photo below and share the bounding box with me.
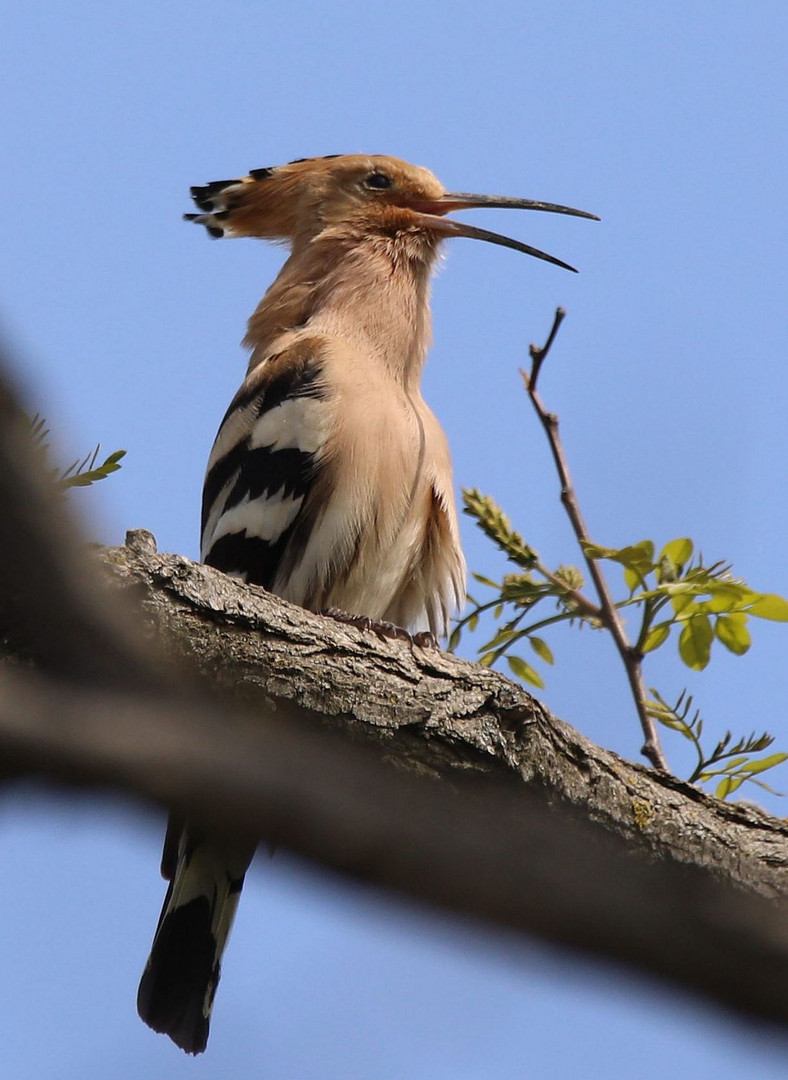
[3,1,788,1076]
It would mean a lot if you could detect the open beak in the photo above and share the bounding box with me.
[409,192,600,273]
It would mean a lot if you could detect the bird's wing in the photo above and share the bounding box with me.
[381,402,466,637]
[200,337,335,592]
[202,337,465,631]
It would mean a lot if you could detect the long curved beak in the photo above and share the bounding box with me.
[432,193,600,221]
[409,192,600,273]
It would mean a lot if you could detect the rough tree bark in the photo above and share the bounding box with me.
[106,530,788,902]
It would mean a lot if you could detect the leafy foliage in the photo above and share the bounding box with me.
[449,491,594,687]
[580,537,788,671]
[455,484,788,797]
[647,690,787,798]
[27,414,126,494]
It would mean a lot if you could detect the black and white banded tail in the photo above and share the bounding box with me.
[137,828,254,1055]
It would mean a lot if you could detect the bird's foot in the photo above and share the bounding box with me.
[322,608,437,649]
[322,607,409,641]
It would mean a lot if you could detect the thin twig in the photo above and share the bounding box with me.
[521,309,668,771]
[528,307,566,392]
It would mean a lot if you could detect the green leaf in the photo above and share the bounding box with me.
[472,573,499,588]
[648,708,688,733]
[616,540,655,569]
[670,591,695,616]
[606,542,656,590]
[679,613,713,670]
[58,447,126,490]
[583,538,653,581]
[716,775,744,799]
[580,541,617,560]
[623,566,640,591]
[479,651,496,667]
[748,594,788,621]
[447,626,461,651]
[507,655,545,689]
[714,612,751,655]
[529,636,554,665]
[706,583,752,613]
[479,627,520,651]
[663,582,696,596]
[740,752,788,776]
[659,537,694,568]
[716,756,750,771]
[641,622,671,654]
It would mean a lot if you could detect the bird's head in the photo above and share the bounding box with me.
[186,154,598,272]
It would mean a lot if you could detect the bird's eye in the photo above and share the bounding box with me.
[365,173,392,190]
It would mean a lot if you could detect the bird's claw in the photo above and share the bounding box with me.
[322,608,436,648]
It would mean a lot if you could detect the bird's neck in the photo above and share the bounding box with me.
[243,229,440,387]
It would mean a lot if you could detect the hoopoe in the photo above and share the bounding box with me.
[137,154,597,1053]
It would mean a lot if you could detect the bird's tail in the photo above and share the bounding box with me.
[137,827,254,1054]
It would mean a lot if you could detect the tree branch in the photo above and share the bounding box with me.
[95,534,788,902]
[521,308,669,770]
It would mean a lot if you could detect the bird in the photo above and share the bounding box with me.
[137,154,597,1054]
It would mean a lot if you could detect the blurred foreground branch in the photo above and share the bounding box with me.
[2,351,788,1027]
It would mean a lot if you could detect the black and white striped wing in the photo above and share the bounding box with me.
[201,355,331,589]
